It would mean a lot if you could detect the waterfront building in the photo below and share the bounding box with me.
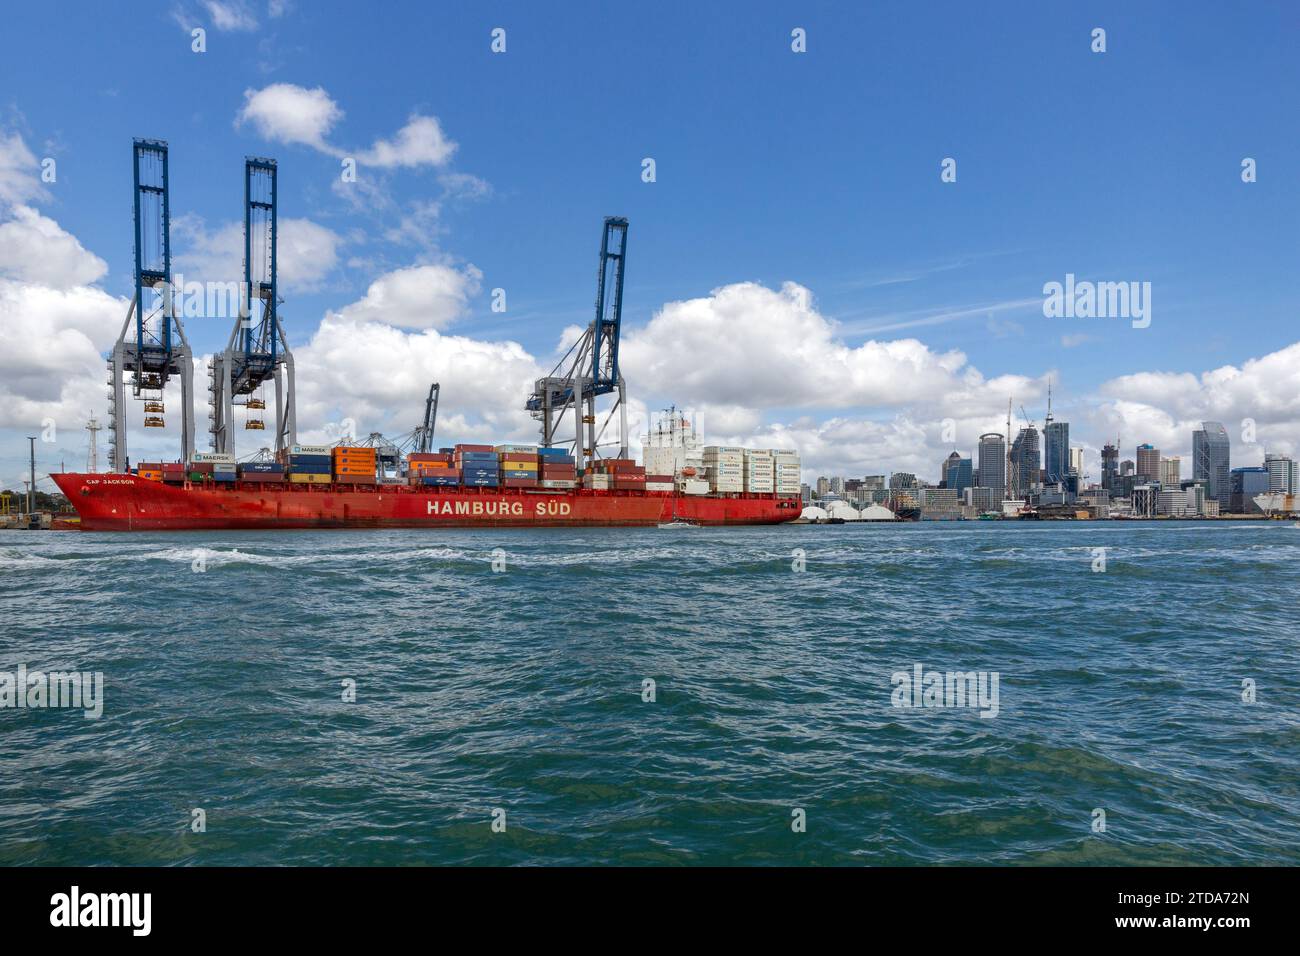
[1132,484,1159,518]
[917,487,962,520]
[965,486,1000,513]
[1229,467,1268,513]
[1265,453,1299,495]
[815,476,830,498]
[829,476,845,495]
[1193,422,1231,508]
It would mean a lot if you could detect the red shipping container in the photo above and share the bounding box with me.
[334,475,377,485]
[503,477,539,488]
[454,444,494,453]
[645,474,673,483]
[499,453,539,463]
[613,480,647,491]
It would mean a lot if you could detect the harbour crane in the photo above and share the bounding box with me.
[526,216,630,473]
[107,139,196,470]
[413,383,440,454]
[210,157,297,456]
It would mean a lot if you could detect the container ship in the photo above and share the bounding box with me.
[52,439,803,531]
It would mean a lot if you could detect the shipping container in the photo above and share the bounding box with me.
[503,477,539,488]
[417,474,461,486]
[538,479,577,489]
[189,462,215,474]
[211,472,237,482]
[238,462,285,473]
[192,452,236,464]
[289,444,332,456]
[288,473,332,485]
[454,443,495,453]
[495,444,538,454]
[537,447,570,458]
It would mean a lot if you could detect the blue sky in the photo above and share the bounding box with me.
[2,0,1298,486]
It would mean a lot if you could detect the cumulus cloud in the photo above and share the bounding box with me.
[358,115,457,169]
[0,280,127,429]
[0,205,107,289]
[336,263,482,330]
[1094,342,1300,461]
[292,315,541,442]
[621,280,1040,417]
[236,84,343,151]
[173,214,342,293]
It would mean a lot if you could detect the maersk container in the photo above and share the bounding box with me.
[290,444,332,455]
[192,452,236,464]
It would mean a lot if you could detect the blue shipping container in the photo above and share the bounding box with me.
[211,472,237,482]
[420,475,461,486]
[239,462,285,473]
[537,447,570,458]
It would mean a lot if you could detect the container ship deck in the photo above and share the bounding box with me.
[51,473,801,531]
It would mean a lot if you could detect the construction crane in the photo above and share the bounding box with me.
[526,217,630,473]
[210,157,297,456]
[413,383,440,454]
[107,139,196,470]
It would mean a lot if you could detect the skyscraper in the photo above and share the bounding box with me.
[1160,456,1181,487]
[941,452,973,494]
[1044,420,1069,485]
[1009,426,1040,498]
[1136,443,1160,481]
[1193,422,1231,508]
[1265,453,1298,495]
[978,432,1007,499]
[1101,442,1119,490]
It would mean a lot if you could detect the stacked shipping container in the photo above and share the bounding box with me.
[332,445,378,486]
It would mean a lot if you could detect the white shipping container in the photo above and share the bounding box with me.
[540,479,577,489]
[289,444,331,456]
[646,482,674,492]
[192,452,236,464]
[704,446,746,455]
[680,480,710,495]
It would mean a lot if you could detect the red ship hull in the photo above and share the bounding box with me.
[51,474,802,531]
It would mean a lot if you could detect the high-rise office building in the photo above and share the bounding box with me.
[1009,426,1039,498]
[1160,456,1181,487]
[1265,453,1298,495]
[1044,420,1069,485]
[978,433,1007,498]
[815,476,830,498]
[829,476,845,495]
[1193,422,1231,507]
[1121,459,1135,476]
[1069,447,1084,477]
[941,452,973,494]
[1136,443,1160,481]
[1229,467,1268,513]
[1101,442,1119,490]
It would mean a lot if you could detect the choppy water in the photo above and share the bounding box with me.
[1,521,1297,865]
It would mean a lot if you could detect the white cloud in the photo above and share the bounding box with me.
[292,315,541,442]
[0,205,108,289]
[358,115,457,168]
[173,214,342,293]
[0,130,48,207]
[203,1,257,31]
[236,84,343,151]
[337,263,482,330]
[621,280,1039,416]
[0,279,127,429]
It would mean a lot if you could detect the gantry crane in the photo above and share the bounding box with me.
[526,217,629,472]
[107,139,196,470]
[413,383,440,454]
[210,157,297,456]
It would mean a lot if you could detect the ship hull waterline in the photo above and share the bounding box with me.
[52,474,802,531]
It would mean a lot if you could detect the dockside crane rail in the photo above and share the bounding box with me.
[526,217,630,473]
[107,139,196,471]
[210,156,297,458]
